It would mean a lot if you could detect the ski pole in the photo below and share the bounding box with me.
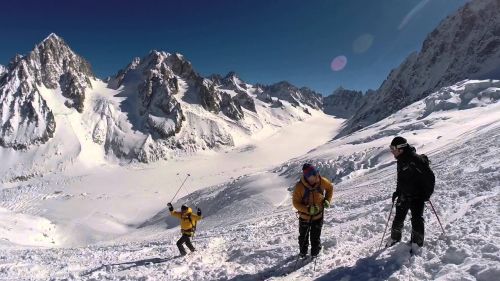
[313,255,318,272]
[428,200,446,236]
[378,200,395,251]
[184,178,198,208]
[169,174,191,203]
[177,173,195,206]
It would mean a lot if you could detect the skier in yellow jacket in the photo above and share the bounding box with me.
[167,203,202,256]
[292,163,333,258]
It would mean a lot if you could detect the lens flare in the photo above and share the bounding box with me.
[353,34,374,53]
[399,0,430,30]
[330,56,347,71]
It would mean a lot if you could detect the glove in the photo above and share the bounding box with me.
[392,192,399,203]
[323,200,330,209]
[167,203,173,212]
[309,205,320,216]
[197,208,202,216]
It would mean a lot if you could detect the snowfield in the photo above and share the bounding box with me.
[0,79,499,280]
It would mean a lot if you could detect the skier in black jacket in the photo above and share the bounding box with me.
[386,136,434,249]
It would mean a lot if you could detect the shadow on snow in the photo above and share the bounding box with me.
[315,245,410,281]
[225,255,310,281]
[81,256,181,277]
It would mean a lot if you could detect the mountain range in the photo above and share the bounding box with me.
[0,0,499,162]
[0,34,326,162]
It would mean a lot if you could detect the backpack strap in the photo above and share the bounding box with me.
[411,154,431,174]
[301,181,325,205]
[301,185,309,205]
[187,214,197,231]
[420,154,431,165]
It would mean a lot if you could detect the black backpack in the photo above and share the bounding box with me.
[414,154,435,199]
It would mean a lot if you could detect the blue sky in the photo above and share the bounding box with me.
[0,0,469,95]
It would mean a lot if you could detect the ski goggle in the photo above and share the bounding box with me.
[389,143,408,151]
[307,170,318,177]
[304,169,318,178]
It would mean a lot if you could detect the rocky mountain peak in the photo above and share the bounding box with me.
[224,71,239,80]
[0,33,96,149]
[23,33,94,112]
[324,87,364,118]
[220,71,247,91]
[165,53,197,80]
[43,32,62,42]
[259,81,323,110]
[332,86,346,94]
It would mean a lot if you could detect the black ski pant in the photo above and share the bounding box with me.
[390,197,425,246]
[177,234,195,255]
[298,216,323,256]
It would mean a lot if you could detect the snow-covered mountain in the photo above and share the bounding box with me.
[0,33,94,149]
[256,81,323,111]
[323,87,369,118]
[103,50,327,162]
[210,72,324,113]
[209,72,259,113]
[339,0,500,137]
[0,34,333,165]
[0,64,5,76]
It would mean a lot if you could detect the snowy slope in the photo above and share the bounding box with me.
[0,109,343,247]
[278,79,500,183]
[0,79,497,280]
[339,0,500,137]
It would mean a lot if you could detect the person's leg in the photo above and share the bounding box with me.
[185,235,195,252]
[390,199,410,242]
[298,219,311,256]
[410,200,425,246]
[310,218,324,256]
[176,235,187,255]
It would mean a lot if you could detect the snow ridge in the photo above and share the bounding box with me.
[339,0,500,137]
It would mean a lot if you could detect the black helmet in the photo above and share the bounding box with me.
[181,204,188,211]
[390,136,408,149]
[302,163,318,178]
